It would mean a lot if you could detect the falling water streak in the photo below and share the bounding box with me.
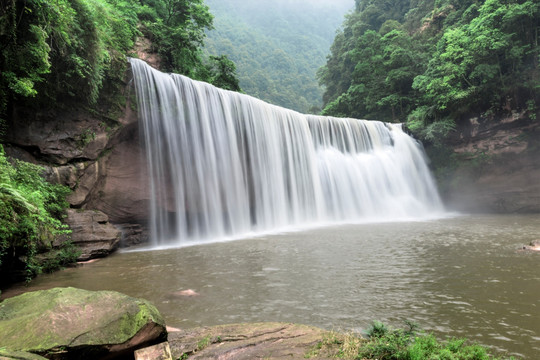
[130,58,444,246]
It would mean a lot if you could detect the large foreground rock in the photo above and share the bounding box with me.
[168,322,332,359]
[0,287,167,359]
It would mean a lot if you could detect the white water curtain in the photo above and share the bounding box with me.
[130,58,443,246]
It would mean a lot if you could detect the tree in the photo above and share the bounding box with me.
[207,55,241,91]
[139,0,213,78]
[320,0,540,142]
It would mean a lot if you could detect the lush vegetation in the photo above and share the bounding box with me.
[307,321,514,360]
[0,0,140,120]
[135,0,239,90]
[204,0,353,112]
[319,0,540,143]
[0,146,77,282]
[0,0,240,128]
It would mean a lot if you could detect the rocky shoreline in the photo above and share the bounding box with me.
[0,287,335,360]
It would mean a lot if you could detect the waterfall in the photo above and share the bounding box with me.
[129,58,444,246]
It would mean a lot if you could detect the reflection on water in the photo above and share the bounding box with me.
[3,214,539,358]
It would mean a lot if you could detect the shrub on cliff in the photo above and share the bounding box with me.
[0,146,74,281]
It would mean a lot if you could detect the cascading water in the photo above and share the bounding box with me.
[130,58,444,246]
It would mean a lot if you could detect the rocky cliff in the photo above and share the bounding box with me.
[5,69,151,255]
[432,112,540,213]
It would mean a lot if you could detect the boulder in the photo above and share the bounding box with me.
[522,240,540,252]
[62,209,121,261]
[0,287,167,359]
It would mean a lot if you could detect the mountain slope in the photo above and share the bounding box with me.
[204,0,353,112]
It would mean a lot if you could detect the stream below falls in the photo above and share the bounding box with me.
[3,214,540,359]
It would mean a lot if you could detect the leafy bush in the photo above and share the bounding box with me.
[308,321,514,360]
[0,146,73,281]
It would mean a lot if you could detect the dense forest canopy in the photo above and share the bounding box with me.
[319,0,540,142]
[204,0,353,113]
[0,0,240,129]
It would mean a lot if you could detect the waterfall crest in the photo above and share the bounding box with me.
[130,58,444,246]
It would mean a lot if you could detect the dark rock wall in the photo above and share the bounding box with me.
[434,112,540,213]
[5,76,151,250]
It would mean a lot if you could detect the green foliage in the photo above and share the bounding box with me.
[204,0,351,112]
[138,0,213,78]
[0,0,141,128]
[365,320,390,338]
[320,0,540,142]
[206,55,241,91]
[0,0,240,129]
[0,0,243,141]
[311,321,513,360]
[39,241,81,274]
[0,146,72,280]
[306,321,512,360]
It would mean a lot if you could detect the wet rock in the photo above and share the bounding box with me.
[5,83,152,244]
[0,287,167,359]
[85,121,152,224]
[522,240,540,252]
[168,322,329,360]
[172,289,199,297]
[63,209,121,261]
[118,223,149,248]
[439,114,540,213]
[6,108,109,165]
[134,342,172,360]
[65,161,101,207]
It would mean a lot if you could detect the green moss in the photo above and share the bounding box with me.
[0,146,71,282]
[0,287,165,354]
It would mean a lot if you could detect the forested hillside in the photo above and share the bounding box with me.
[0,0,239,128]
[204,0,353,113]
[319,0,540,143]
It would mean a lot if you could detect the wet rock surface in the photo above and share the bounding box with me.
[168,322,332,360]
[437,114,540,213]
[62,209,121,261]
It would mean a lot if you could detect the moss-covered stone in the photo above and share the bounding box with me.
[0,349,48,360]
[0,287,167,359]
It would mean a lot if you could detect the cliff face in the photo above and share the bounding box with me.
[433,112,540,213]
[5,77,151,247]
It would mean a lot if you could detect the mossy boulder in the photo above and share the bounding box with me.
[0,349,48,360]
[0,287,167,359]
